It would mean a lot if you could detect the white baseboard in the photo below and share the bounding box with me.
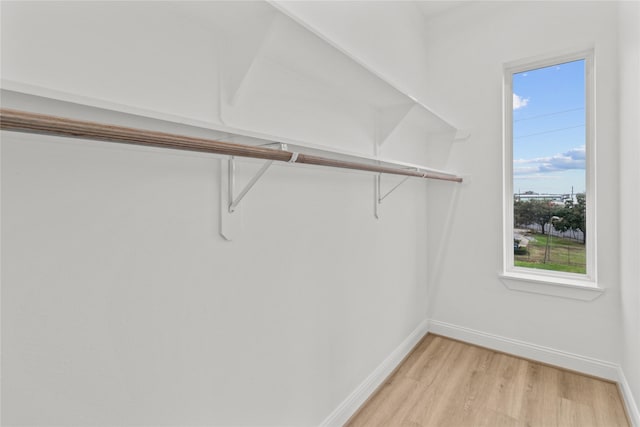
[428,319,619,381]
[618,366,640,427]
[318,318,429,427]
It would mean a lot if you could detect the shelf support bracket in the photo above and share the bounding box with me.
[220,156,274,241]
[219,12,279,107]
[379,175,411,202]
[228,157,274,213]
[220,143,298,240]
[374,102,415,149]
[374,172,413,219]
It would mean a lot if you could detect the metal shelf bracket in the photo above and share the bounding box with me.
[228,157,273,213]
[227,143,290,214]
[220,156,274,241]
[221,143,295,240]
[374,171,414,219]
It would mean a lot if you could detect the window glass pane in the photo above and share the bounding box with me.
[512,59,586,274]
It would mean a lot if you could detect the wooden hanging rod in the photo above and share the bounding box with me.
[0,108,462,182]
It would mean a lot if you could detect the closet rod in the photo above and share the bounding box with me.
[0,108,462,182]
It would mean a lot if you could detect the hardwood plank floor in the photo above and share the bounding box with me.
[345,335,629,427]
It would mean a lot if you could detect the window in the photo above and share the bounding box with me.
[503,51,596,288]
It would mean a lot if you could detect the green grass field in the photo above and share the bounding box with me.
[515,233,586,274]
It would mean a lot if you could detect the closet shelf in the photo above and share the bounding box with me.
[264,0,465,140]
[205,1,465,146]
[0,108,462,183]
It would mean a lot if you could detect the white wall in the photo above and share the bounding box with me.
[0,2,436,425]
[422,1,623,365]
[0,2,221,123]
[619,0,640,420]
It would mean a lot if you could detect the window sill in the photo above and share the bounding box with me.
[499,271,604,301]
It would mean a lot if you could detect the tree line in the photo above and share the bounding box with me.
[514,193,586,244]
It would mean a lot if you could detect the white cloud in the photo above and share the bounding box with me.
[513,93,529,110]
[513,166,541,175]
[514,146,586,174]
[514,174,563,180]
[563,146,585,160]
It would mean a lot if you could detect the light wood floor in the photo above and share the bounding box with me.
[346,334,629,427]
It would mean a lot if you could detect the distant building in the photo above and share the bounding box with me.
[514,192,578,205]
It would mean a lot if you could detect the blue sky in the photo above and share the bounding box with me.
[512,59,586,195]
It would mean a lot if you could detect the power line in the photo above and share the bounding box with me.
[514,107,584,122]
[514,124,585,139]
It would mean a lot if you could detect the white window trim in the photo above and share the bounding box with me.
[501,49,601,300]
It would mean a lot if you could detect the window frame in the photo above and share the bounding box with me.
[502,49,598,293]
